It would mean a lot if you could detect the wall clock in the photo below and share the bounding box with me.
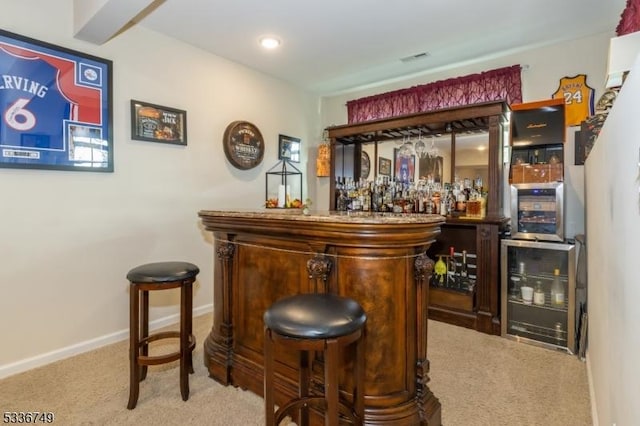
[223,120,265,170]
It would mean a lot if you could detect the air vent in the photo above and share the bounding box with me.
[400,52,430,63]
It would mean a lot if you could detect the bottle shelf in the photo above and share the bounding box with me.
[508,271,568,283]
[508,320,566,345]
[507,296,567,312]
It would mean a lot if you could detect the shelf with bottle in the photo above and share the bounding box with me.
[507,272,567,310]
[507,296,567,312]
[430,247,477,293]
[334,175,487,217]
[508,319,567,347]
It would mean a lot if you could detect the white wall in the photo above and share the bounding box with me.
[0,0,319,376]
[585,54,640,426]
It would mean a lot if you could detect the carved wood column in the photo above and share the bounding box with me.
[414,253,435,422]
[204,235,235,383]
[475,224,501,334]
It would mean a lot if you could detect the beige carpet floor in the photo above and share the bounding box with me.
[0,313,592,425]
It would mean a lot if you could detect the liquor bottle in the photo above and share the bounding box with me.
[460,250,468,279]
[361,179,371,212]
[532,149,540,164]
[550,268,565,307]
[447,246,457,288]
[433,255,447,286]
[446,189,456,216]
[459,250,472,291]
[554,322,564,343]
[533,281,545,305]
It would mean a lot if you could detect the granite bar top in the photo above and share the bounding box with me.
[198,209,445,225]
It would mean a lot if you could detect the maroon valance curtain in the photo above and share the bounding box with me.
[346,65,522,124]
[617,0,640,35]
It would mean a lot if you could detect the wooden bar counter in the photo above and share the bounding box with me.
[198,209,444,425]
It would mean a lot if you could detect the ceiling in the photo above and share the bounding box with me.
[133,0,626,94]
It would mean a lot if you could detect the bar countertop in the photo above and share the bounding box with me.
[198,209,445,224]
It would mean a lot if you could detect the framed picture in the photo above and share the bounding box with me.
[0,29,113,172]
[131,100,187,145]
[419,155,444,183]
[278,134,300,162]
[361,151,370,179]
[394,148,415,184]
[379,157,391,176]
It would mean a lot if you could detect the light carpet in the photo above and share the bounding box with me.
[0,313,591,425]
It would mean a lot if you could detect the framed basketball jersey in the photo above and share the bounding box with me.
[552,74,595,127]
[0,29,113,172]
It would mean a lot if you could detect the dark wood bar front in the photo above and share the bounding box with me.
[198,210,444,425]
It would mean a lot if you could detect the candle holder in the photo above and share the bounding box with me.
[265,160,303,208]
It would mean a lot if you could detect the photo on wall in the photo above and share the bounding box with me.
[394,148,415,184]
[419,155,444,183]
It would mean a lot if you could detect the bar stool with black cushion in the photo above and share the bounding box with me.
[126,261,199,409]
[264,293,367,426]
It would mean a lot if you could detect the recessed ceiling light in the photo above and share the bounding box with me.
[259,36,281,49]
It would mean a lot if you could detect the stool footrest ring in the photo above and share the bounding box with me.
[275,396,358,425]
[137,333,195,366]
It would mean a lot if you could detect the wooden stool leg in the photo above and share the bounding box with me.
[354,331,365,426]
[264,328,275,426]
[186,280,194,374]
[180,283,190,401]
[127,285,140,410]
[140,289,149,381]
[299,350,311,426]
[324,339,339,426]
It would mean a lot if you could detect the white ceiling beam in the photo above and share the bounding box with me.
[73,0,157,45]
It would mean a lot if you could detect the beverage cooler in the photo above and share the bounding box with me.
[501,239,576,353]
[510,182,564,242]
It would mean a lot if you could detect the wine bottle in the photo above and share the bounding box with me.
[447,246,457,288]
[550,268,565,307]
[434,255,447,286]
[460,250,468,279]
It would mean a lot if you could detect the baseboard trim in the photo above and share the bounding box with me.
[586,352,598,426]
[0,304,213,380]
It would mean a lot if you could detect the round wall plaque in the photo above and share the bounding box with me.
[223,121,265,170]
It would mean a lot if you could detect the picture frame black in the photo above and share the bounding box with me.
[278,134,300,163]
[378,157,391,176]
[0,29,113,172]
[131,100,187,145]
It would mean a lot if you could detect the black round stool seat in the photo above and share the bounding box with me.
[264,293,367,426]
[264,293,366,339]
[126,261,199,410]
[126,261,199,283]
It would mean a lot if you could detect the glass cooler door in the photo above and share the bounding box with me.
[510,182,564,242]
[501,239,576,353]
